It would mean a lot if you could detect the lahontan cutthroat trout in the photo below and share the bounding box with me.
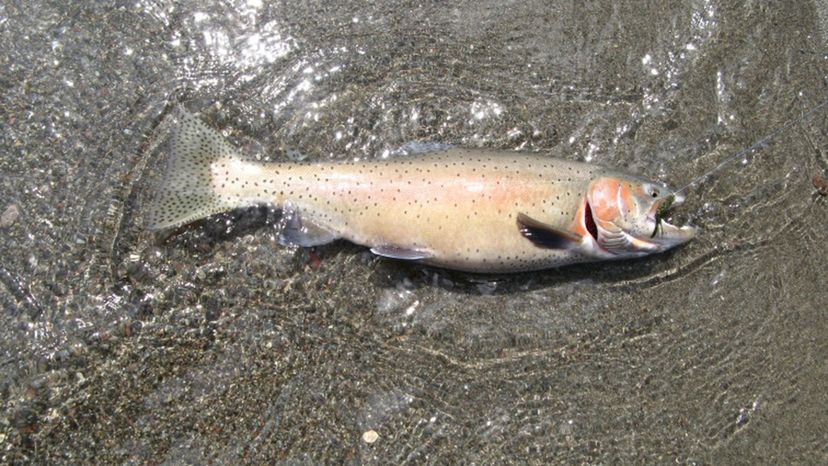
[147,110,695,273]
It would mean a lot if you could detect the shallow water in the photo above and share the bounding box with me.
[1,0,827,463]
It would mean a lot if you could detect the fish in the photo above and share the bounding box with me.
[147,110,695,273]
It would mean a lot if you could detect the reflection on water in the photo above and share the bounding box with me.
[1,0,827,463]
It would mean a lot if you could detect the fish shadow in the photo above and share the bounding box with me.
[372,249,683,295]
[154,206,282,254]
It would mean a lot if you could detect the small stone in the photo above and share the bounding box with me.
[813,174,827,196]
[362,429,379,444]
[0,204,20,229]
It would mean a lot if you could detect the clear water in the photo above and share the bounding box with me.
[1,1,827,463]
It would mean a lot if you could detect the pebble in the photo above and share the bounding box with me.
[813,174,827,196]
[362,429,379,444]
[0,204,20,229]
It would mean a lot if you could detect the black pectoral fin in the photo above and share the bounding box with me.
[517,213,581,250]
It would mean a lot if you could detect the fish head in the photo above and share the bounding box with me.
[584,175,695,257]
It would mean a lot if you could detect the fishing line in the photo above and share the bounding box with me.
[673,97,828,195]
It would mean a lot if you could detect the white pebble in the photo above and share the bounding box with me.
[362,430,379,444]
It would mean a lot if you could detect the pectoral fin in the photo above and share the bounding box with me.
[517,213,581,250]
[370,245,432,261]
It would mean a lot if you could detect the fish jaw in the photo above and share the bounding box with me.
[652,221,696,247]
[644,194,696,250]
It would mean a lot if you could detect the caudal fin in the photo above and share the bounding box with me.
[146,110,242,230]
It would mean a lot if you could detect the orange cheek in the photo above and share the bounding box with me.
[617,183,635,216]
[589,179,622,221]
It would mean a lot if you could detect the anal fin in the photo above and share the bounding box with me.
[370,245,431,261]
[517,213,581,250]
[279,209,339,247]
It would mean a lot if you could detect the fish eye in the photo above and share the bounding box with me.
[643,183,659,198]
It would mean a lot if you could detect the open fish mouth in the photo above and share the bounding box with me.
[648,193,695,246]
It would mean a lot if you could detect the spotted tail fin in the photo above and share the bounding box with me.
[146,110,248,230]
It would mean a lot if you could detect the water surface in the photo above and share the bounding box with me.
[1,1,827,463]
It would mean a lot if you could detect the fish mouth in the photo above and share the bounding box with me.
[648,193,695,246]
